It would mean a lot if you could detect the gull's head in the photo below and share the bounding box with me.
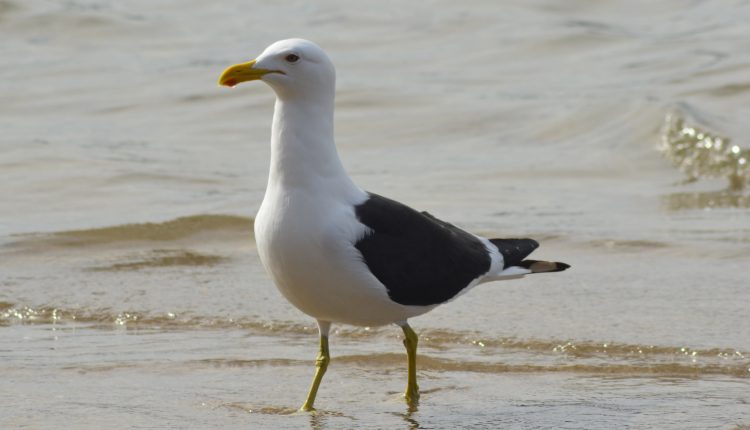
[218,38,335,99]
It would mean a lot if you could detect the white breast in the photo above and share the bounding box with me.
[251,85,435,326]
[254,185,432,326]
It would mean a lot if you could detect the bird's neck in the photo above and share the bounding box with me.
[268,96,358,196]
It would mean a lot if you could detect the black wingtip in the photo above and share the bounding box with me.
[557,262,571,271]
[490,238,540,268]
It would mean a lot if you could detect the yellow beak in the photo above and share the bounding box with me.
[218,60,275,87]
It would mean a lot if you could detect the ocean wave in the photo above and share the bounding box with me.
[196,354,750,378]
[662,190,750,210]
[6,214,254,249]
[87,249,227,271]
[2,302,747,378]
[660,111,749,190]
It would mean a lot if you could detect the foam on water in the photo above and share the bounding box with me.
[661,112,749,190]
[2,302,748,379]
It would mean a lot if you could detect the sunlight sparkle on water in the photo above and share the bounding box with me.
[661,114,750,189]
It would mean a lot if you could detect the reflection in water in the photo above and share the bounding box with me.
[401,406,421,430]
[308,412,325,430]
[390,401,421,430]
[305,408,352,430]
[663,190,750,210]
[403,390,427,430]
[660,113,749,190]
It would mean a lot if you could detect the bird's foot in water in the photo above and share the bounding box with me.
[404,384,420,406]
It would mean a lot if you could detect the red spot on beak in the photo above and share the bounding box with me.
[225,78,238,87]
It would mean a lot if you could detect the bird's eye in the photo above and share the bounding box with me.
[285,53,300,63]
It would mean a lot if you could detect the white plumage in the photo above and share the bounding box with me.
[218,38,569,410]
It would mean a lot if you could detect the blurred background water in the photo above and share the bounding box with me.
[1,1,749,428]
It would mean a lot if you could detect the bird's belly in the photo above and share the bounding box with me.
[255,198,429,326]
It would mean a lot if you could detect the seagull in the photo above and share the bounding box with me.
[218,38,570,411]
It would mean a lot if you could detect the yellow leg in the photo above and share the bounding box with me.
[401,323,420,405]
[300,322,331,412]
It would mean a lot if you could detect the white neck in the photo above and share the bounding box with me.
[267,95,360,199]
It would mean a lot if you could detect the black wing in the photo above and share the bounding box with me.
[489,239,570,272]
[354,193,491,306]
[488,238,539,268]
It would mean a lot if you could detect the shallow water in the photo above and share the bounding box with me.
[2,1,750,428]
